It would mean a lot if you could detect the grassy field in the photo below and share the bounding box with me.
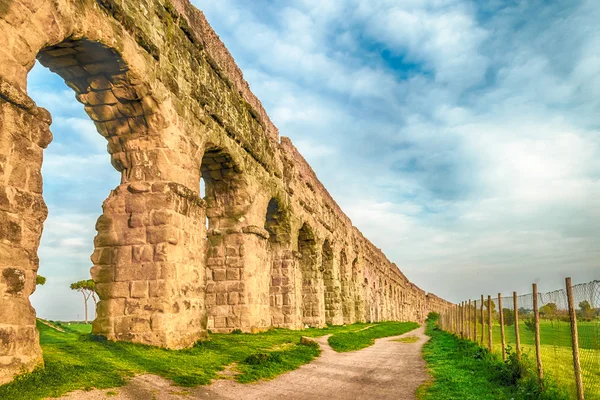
[474,319,600,399]
[418,318,570,400]
[0,320,419,400]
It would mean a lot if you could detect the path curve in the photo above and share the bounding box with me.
[58,325,431,400]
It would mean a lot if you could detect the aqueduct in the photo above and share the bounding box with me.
[0,0,452,384]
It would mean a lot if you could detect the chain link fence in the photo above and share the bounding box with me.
[438,279,599,400]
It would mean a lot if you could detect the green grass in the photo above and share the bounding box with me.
[419,319,570,400]
[0,320,417,400]
[327,321,419,352]
[473,319,600,399]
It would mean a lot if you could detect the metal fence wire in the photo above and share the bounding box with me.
[438,279,600,400]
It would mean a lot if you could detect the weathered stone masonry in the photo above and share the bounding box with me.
[0,0,452,385]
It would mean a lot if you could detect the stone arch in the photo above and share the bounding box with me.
[297,223,323,327]
[0,23,207,382]
[201,145,246,231]
[264,198,291,245]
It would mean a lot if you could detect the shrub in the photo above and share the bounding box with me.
[524,318,535,332]
[427,312,439,322]
[243,352,282,365]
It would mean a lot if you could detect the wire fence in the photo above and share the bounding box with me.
[438,278,600,400]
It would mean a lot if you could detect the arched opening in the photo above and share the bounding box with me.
[27,59,120,325]
[297,223,322,327]
[200,146,244,231]
[264,198,291,245]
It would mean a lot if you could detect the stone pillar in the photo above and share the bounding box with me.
[91,182,207,348]
[323,249,343,326]
[0,89,51,384]
[269,249,298,328]
[300,251,325,328]
[206,227,271,333]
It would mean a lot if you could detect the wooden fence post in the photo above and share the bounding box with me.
[487,295,493,351]
[513,291,521,360]
[462,301,466,338]
[533,283,543,380]
[453,305,457,334]
[455,304,458,334]
[474,299,478,343]
[462,301,466,339]
[480,294,484,345]
[566,277,585,400]
[498,293,506,361]
[467,299,472,340]
[456,304,459,335]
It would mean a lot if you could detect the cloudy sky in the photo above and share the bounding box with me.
[30,0,599,320]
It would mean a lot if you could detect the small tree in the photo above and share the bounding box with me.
[503,308,515,326]
[70,279,97,324]
[36,275,47,285]
[539,302,558,319]
[579,300,594,320]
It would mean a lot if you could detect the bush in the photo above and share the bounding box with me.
[503,308,515,326]
[231,329,243,334]
[427,312,439,322]
[524,318,535,332]
[243,352,282,365]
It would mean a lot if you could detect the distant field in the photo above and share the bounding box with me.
[0,320,418,400]
[476,320,600,399]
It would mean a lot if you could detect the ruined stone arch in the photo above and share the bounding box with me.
[200,145,246,230]
[264,197,292,245]
[0,4,207,382]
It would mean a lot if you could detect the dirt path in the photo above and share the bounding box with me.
[58,326,431,400]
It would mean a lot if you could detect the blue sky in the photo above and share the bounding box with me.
[30,0,600,320]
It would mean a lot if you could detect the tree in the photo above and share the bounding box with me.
[70,279,97,324]
[579,300,594,320]
[484,300,496,323]
[539,302,558,319]
[36,275,47,285]
[503,308,515,326]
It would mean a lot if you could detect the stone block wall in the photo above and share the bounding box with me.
[0,0,453,385]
